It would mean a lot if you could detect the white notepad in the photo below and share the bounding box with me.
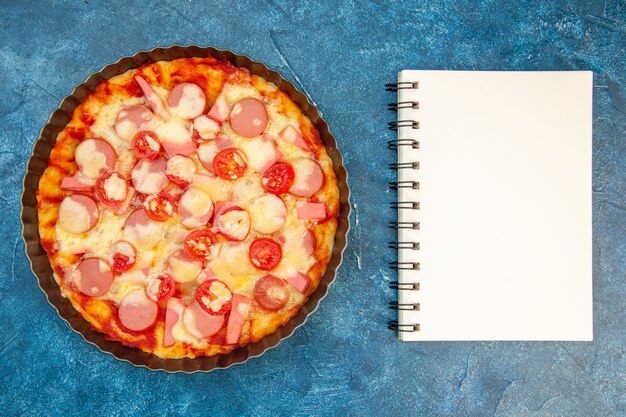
[392,71,593,341]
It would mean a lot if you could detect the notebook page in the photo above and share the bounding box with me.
[396,71,592,341]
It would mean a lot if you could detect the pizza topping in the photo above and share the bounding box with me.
[168,250,203,283]
[239,136,282,174]
[154,119,196,157]
[165,155,196,187]
[178,188,214,229]
[287,271,311,294]
[214,205,250,241]
[95,171,128,204]
[134,75,169,118]
[192,115,221,144]
[249,238,282,271]
[168,83,206,119]
[280,125,311,152]
[196,280,232,315]
[207,91,229,122]
[183,229,218,261]
[164,298,184,347]
[225,294,251,345]
[131,131,161,159]
[75,138,117,179]
[115,104,154,141]
[58,195,99,234]
[131,157,169,195]
[249,194,287,234]
[145,274,175,303]
[123,208,165,248]
[289,158,324,197]
[183,301,225,339]
[197,135,234,174]
[108,240,137,274]
[213,148,247,180]
[76,257,114,297]
[296,201,327,221]
[229,98,268,138]
[60,175,95,192]
[303,229,316,256]
[254,274,289,311]
[118,289,159,332]
[142,192,177,222]
[262,162,295,195]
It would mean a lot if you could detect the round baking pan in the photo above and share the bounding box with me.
[20,45,350,373]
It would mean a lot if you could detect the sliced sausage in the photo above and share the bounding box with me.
[207,91,229,123]
[229,98,268,138]
[75,138,117,180]
[134,75,169,118]
[296,202,327,221]
[168,83,206,119]
[165,155,196,187]
[239,136,283,174]
[164,298,184,347]
[58,195,99,234]
[280,125,311,151]
[182,301,225,339]
[131,157,169,194]
[153,120,196,157]
[192,115,221,143]
[214,205,250,241]
[118,289,158,332]
[248,193,287,234]
[115,104,153,140]
[197,134,234,174]
[178,188,214,229]
[60,175,95,192]
[122,208,164,248]
[76,257,114,297]
[287,271,311,294]
[167,250,203,283]
[289,158,324,197]
[225,294,251,345]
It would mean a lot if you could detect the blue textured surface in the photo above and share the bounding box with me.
[1,0,625,416]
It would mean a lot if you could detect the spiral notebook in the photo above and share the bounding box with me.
[387,71,593,341]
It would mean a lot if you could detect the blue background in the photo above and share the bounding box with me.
[1,0,624,416]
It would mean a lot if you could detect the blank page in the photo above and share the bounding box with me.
[396,71,592,341]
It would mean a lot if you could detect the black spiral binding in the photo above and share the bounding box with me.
[387,80,420,334]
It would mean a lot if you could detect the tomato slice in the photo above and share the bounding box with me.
[262,162,295,195]
[253,274,289,311]
[196,279,233,315]
[249,238,282,271]
[95,172,128,205]
[213,147,247,180]
[183,229,218,261]
[145,274,175,302]
[131,131,161,159]
[142,192,177,222]
[108,240,137,274]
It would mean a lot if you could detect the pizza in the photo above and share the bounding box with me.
[36,56,340,359]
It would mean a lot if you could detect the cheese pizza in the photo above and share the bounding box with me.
[36,57,339,359]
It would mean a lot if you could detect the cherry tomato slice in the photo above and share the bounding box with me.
[262,162,295,195]
[145,274,175,302]
[142,193,177,222]
[183,229,218,261]
[131,131,161,159]
[249,238,282,271]
[108,240,137,274]
[213,147,247,180]
[95,172,128,205]
[253,274,289,311]
[196,279,233,315]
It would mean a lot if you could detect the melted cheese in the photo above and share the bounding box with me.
[153,118,191,145]
[103,174,127,201]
